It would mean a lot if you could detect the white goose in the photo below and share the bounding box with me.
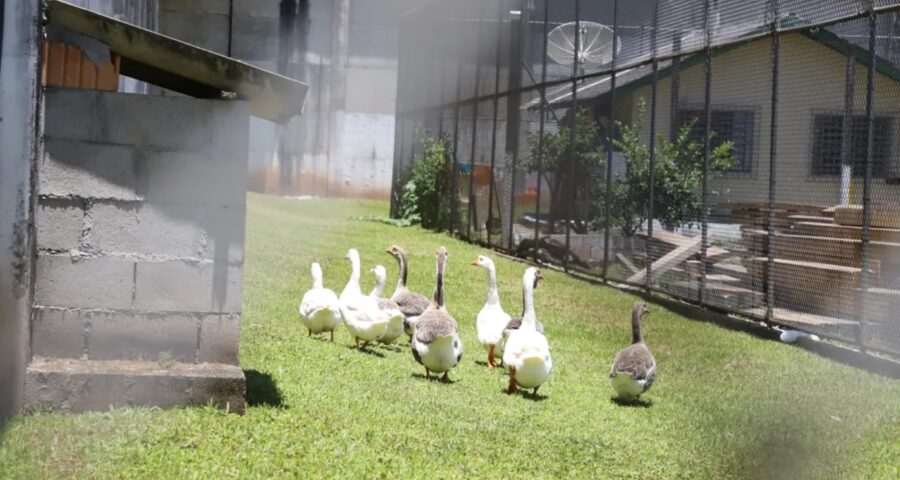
[370,265,406,344]
[610,303,656,401]
[412,247,463,381]
[298,262,342,341]
[471,255,511,368]
[339,249,394,349]
[503,267,552,395]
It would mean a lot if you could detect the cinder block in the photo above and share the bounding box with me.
[87,310,198,362]
[209,100,251,159]
[31,307,85,359]
[199,314,240,364]
[233,0,279,18]
[44,88,101,142]
[144,151,247,207]
[101,93,213,151]
[207,205,246,263]
[230,16,279,61]
[34,254,134,310]
[25,358,246,413]
[90,202,207,258]
[160,0,230,15]
[40,140,140,201]
[35,200,85,251]
[134,260,242,313]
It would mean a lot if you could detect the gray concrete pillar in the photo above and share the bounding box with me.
[0,0,41,421]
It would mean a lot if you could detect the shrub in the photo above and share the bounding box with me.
[398,136,454,230]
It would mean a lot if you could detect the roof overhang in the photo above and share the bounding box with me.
[45,0,308,123]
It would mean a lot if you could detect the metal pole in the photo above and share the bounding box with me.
[505,1,525,250]
[467,3,485,240]
[765,0,780,326]
[858,5,878,350]
[699,0,713,305]
[563,0,581,272]
[450,44,462,235]
[841,43,856,205]
[533,0,550,261]
[602,0,619,280]
[390,20,407,218]
[646,0,659,290]
[487,0,504,246]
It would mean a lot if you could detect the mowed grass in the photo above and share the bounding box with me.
[2,194,900,479]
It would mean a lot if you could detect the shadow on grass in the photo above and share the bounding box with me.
[345,345,385,358]
[244,369,285,408]
[610,396,653,408]
[410,372,456,384]
[502,388,549,401]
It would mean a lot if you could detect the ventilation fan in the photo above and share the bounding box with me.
[547,21,621,69]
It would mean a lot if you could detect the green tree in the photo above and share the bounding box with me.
[597,100,737,237]
[523,108,605,224]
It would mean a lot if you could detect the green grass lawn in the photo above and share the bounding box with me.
[2,194,900,479]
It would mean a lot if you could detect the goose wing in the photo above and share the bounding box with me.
[610,343,656,381]
[392,290,431,317]
[415,310,458,344]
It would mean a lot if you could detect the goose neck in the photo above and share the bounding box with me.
[631,310,643,344]
[433,254,446,308]
[522,278,537,329]
[396,251,409,289]
[484,268,500,305]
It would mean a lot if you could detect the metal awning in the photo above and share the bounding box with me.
[45,0,308,123]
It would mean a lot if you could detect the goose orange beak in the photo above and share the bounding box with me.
[470,259,478,266]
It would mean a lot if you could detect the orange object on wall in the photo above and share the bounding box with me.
[41,40,120,91]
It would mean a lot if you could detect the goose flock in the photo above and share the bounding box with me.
[299,245,656,400]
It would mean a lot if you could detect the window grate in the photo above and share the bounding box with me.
[679,109,755,173]
[812,114,892,177]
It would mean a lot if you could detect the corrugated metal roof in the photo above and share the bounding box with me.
[45,0,308,123]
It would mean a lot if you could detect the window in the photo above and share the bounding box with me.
[811,115,891,177]
[678,109,756,173]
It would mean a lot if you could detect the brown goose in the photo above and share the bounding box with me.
[411,246,463,381]
[386,245,431,339]
[610,303,656,400]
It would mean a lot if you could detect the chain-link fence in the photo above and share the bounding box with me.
[390,0,900,358]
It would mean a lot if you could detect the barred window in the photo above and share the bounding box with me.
[811,115,891,177]
[679,109,755,173]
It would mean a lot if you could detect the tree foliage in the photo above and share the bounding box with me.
[597,100,737,236]
[397,136,454,230]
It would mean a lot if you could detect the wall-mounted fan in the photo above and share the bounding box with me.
[547,21,621,72]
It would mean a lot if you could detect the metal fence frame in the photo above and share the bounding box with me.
[391,0,900,358]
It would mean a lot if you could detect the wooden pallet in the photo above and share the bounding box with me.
[791,221,900,243]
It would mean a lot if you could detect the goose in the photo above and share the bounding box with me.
[610,303,656,401]
[339,249,395,349]
[298,262,342,341]
[411,246,463,381]
[386,245,431,339]
[779,328,820,344]
[471,255,511,368]
[502,267,552,395]
[369,264,406,344]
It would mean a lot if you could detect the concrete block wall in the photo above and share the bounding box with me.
[31,88,248,369]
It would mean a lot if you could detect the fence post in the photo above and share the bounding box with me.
[487,0,504,247]
[765,0,779,326]
[646,1,659,291]
[449,40,463,235]
[533,0,550,262]
[467,2,485,240]
[602,0,619,281]
[563,0,581,272]
[505,0,525,250]
[858,5,878,351]
[699,0,713,306]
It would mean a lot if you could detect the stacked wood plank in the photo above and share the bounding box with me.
[739,203,900,343]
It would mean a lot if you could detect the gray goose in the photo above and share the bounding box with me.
[386,245,431,339]
[610,302,656,400]
[411,246,463,381]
